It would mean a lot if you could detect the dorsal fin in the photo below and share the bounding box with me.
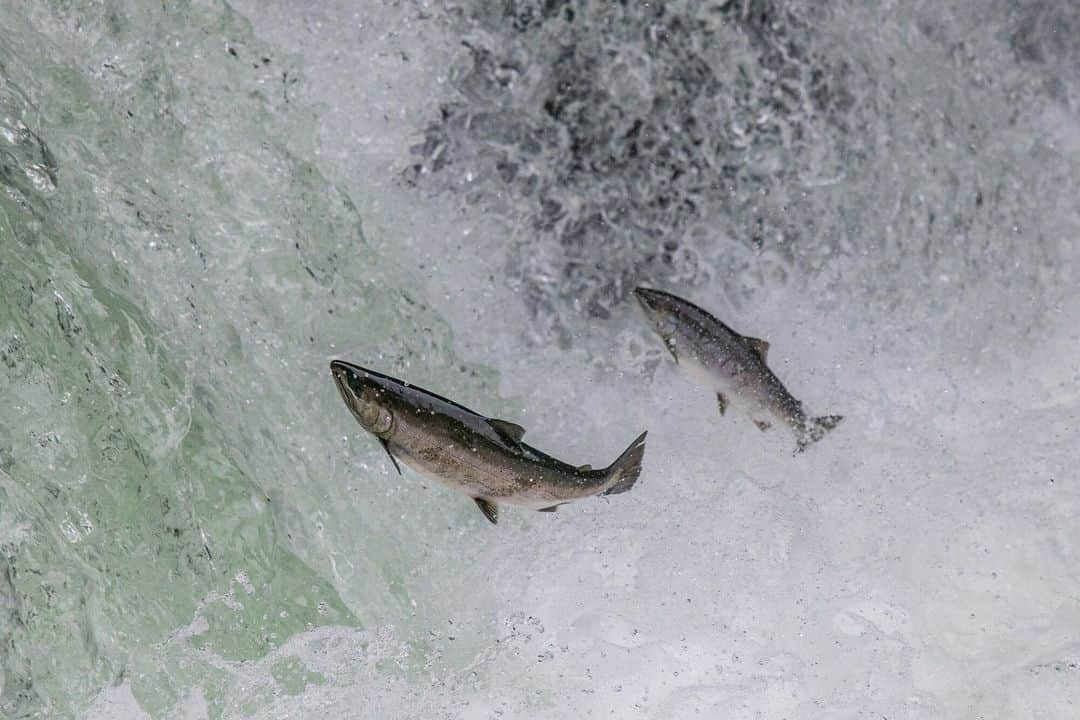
[746,336,769,361]
[576,464,592,473]
[487,418,526,443]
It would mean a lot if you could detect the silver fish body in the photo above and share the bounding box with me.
[634,287,842,452]
[331,360,647,524]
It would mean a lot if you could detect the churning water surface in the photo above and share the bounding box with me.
[0,1,1078,718]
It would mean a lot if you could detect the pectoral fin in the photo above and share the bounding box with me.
[665,336,679,363]
[746,336,770,361]
[379,438,402,475]
[753,419,772,432]
[487,418,526,444]
[717,393,728,416]
[474,498,499,524]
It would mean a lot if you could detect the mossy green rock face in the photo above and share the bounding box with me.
[0,3,494,718]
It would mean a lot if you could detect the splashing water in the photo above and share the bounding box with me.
[0,1,1077,718]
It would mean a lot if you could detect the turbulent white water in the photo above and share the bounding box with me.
[0,1,1077,718]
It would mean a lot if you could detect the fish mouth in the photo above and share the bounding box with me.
[632,286,664,318]
[633,286,660,311]
[330,360,355,407]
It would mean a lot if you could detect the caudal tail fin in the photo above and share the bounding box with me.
[602,431,648,496]
[796,415,844,453]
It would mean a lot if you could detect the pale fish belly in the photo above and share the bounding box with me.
[387,441,490,498]
[679,351,749,410]
[679,348,788,428]
[680,350,721,389]
[389,440,574,508]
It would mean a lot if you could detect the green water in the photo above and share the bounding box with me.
[0,3,496,717]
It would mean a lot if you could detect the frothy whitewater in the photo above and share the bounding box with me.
[0,2,1077,718]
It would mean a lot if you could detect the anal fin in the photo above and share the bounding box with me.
[474,498,499,524]
[538,505,560,513]
[717,393,728,416]
[379,438,402,475]
[753,419,772,432]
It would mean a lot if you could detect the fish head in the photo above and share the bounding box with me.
[330,360,395,437]
[633,287,680,338]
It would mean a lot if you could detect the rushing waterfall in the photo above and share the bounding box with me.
[0,1,1077,718]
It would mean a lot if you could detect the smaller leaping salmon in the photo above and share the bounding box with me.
[331,360,647,525]
[634,287,842,452]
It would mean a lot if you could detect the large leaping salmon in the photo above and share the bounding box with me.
[331,360,647,524]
